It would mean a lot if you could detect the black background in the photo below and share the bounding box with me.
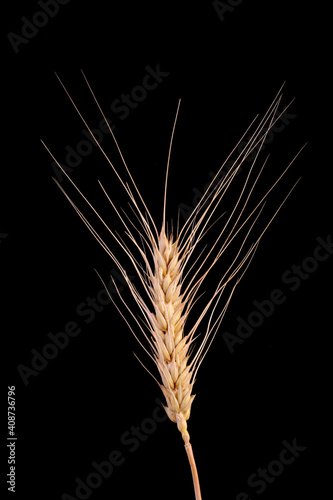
[2,1,331,499]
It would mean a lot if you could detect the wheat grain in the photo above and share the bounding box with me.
[42,74,305,499]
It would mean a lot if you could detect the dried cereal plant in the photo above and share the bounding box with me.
[42,73,304,499]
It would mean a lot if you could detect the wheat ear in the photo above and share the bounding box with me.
[42,73,305,499]
[151,229,201,495]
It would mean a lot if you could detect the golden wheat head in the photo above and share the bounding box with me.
[42,73,304,499]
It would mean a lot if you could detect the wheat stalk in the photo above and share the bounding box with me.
[42,73,304,499]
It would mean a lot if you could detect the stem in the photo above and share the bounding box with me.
[185,442,202,500]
